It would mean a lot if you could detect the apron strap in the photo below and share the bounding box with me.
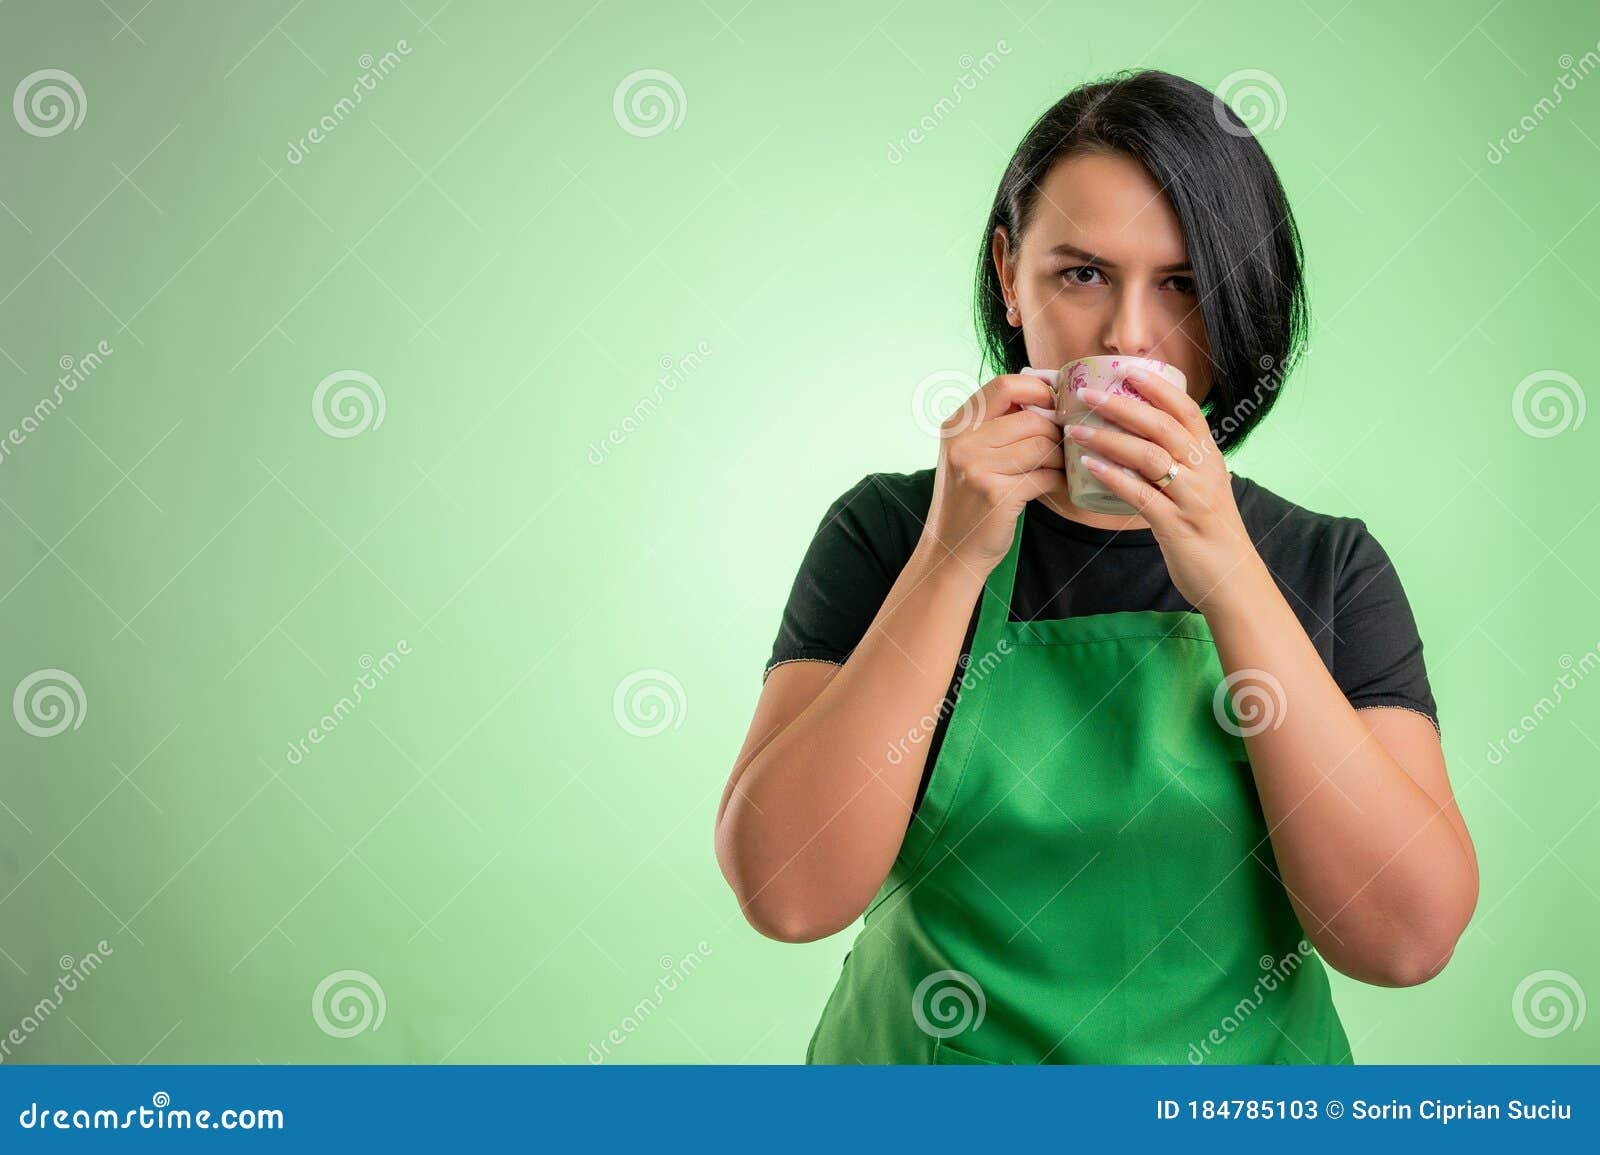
[973,503,1028,640]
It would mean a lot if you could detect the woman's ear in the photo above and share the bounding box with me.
[991,226,1016,321]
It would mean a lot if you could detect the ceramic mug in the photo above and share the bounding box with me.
[1021,355,1188,515]
[1024,353,1190,511]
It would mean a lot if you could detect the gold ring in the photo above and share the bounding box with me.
[1154,460,1179,489]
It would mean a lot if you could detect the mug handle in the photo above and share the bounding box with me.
[1019,366,1066,424]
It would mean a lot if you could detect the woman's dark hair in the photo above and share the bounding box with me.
[974,68,1307,453]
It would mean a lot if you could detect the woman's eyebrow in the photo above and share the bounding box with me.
[1045,241,1192,273]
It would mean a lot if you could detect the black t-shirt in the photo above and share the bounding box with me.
[765,469,1440,816]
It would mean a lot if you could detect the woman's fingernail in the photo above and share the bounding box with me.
[1080,386,1106,403]
[1082,453,1106,473]
[1065,424,1093,440]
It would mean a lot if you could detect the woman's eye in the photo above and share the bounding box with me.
[1060,265,1105,286]
[1057,267,1195,293]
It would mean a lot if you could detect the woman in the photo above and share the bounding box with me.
[713,69,1478,1065]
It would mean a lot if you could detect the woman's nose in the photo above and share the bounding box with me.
[1102,290,1158,358]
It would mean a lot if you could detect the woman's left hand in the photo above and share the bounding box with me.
[1065,365,1264,613]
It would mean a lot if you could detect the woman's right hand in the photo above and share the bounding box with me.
[919,373,1066,576]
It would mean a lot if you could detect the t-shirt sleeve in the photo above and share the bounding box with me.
[1328,518,1441,736]
[763,474,901,683]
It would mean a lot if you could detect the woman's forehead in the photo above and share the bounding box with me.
[1027,152,1188,264]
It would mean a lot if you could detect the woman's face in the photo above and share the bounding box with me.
[993,150,1213,403]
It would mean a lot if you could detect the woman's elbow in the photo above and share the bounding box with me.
[714,827,840,943]
[1377,942,1458,988]
[1387,877,1480,986]
[723,872,853,943]
[1376,871,1480,987]
[1354,910,1475,988]
[1321,939,1453,988]
[1323,895,1477,988]
[739,900,846,944]
[716,835,860,943]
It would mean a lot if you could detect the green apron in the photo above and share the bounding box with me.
[806,503,1351,1065]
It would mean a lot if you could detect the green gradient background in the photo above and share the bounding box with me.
[0,0,1595,1064]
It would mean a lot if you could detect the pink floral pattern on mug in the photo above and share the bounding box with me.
[1062,356,1158,401]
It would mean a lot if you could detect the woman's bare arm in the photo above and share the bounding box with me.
[1065,365,1478,987]
[714,541,986,942]
[1205,570,1478,987]
[714,374,1064,942]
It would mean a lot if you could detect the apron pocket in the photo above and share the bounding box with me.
[931,1038,1002,1065]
